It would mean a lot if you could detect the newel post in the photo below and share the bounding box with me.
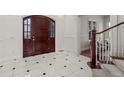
[91,29,96,68]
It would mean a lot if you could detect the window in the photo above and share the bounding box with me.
[24,18,31,39]
[88,21,97,40]
[88,21,92,30]
[93,21,96,30]
[50,20,55,38]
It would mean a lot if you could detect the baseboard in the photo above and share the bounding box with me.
[81,47,90,51]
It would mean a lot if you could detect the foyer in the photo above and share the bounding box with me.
[0,15,124,77]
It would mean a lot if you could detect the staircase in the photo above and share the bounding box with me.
[89,21,124,70]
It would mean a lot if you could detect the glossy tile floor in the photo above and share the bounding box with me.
[0,51,92,77]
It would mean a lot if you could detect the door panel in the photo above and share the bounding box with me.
[32,16,50,54]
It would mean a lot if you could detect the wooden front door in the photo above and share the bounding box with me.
[23,15,55,57]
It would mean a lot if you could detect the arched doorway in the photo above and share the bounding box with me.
[23,15,55,57]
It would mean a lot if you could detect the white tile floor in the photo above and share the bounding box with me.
[0,51,92,77]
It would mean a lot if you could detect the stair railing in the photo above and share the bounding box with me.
[90,21,124,68]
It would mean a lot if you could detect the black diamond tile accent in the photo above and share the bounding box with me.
[42,56,45,58]
[80,67,83,70]
[49,64,52,66]
[27,70,30,72]
[43,73,46,75]
[12,67,16,70]
[61,76,64,77]
[64,65,67,67]
[0,65,3,68]
[36,62,39,64]
[25,60,27,62]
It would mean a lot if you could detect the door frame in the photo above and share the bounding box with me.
[23,15,55,58]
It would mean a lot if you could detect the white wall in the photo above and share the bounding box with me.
[80,15,104,51]
[0,15,23,61]
[103,15,110,29]
[63,15,81,55]
[110,15,124,57]
[103,15,110,37]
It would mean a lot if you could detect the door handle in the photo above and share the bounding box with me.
[32,36,35,39]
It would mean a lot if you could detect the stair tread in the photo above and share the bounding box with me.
[92,64,124,77]
[102,64,124,77]
[113,59,124,72]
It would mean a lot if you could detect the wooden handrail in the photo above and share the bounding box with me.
[96,21,124,34]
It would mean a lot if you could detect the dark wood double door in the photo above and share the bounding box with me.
[23,15,55,57]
